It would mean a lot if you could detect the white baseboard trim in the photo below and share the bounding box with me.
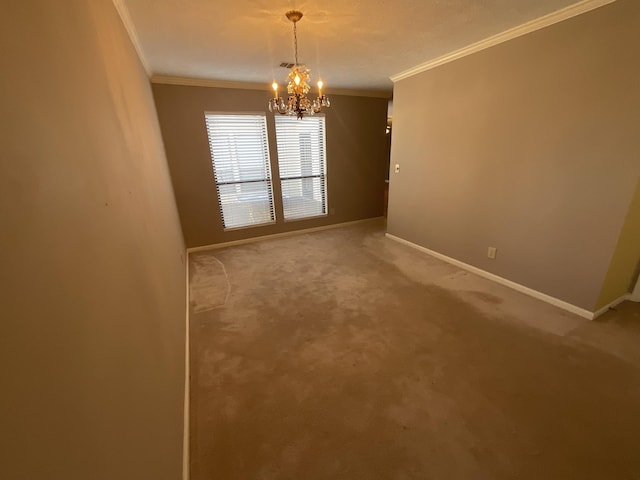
[182,255,190,480]
[385,233,596,320]
[631,274,640,302]
[187,217,384,253]
[592,294,631,319]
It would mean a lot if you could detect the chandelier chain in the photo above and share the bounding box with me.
[293,21,299,65]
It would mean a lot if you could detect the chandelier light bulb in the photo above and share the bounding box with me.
[272,82,278,98]
[294,74,301,85]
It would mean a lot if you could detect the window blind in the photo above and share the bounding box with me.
[205,114,275,230]
[274,116,327,220]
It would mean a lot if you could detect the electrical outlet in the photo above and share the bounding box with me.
[487,247,497,259]
[394,164,400,173]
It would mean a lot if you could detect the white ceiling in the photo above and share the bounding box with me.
[121,0,589,93]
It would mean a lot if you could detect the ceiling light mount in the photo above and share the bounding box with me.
[285,10,303,23]
[268,10,330,119]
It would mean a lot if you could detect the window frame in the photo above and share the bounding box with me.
[204,112,276,231]
[274,115,328,222]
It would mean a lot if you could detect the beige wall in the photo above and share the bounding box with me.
[596,178,640,309]
[152,84,389,248]
[387,0,640,311]
[0,1,186,479]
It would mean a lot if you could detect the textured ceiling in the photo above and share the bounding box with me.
[122,0,587,92]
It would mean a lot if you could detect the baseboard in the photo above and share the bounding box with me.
[631,274,640,302]
[187,217,384,253]
[182,255,190,480]
[385,233,595,320]
[592,294,631,319]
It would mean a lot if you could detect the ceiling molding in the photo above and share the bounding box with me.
[112,0,151,76]
[325,87,392,99]
[151,75,392,99]
[152,75,269,91]
[390,0,617,83]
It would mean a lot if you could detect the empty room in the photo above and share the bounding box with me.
[2,0,640,479]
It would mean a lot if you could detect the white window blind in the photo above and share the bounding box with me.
[205,114,275,230]
[274,116,327,220]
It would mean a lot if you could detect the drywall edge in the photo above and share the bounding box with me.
[112,0,151,75]
[182,256,189,480]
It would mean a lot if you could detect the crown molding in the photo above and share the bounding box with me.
[326,87,392,99]
[112,0,151,76]
[151,75,392,99]
[151,75,268,91]
[390,0,617,83]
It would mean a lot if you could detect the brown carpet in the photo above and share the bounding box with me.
[189,219,640,480]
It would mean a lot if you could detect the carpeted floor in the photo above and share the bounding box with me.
[188,219,640,480]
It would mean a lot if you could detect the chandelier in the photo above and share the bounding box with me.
[268,10,330,119]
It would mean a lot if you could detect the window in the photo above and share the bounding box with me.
[205,113,275,229]
[274,116,327,220]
